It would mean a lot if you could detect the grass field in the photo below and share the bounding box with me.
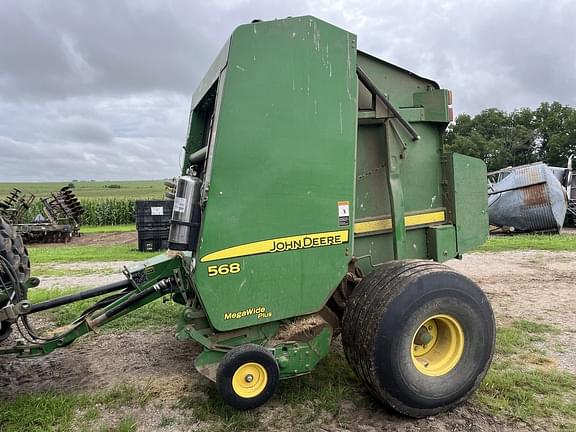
[28,244,155,264]
[478,233,576,252]
[0,180,164,200]
[0,385,146,432]
[476,322,576,428]
[82,224,137,233]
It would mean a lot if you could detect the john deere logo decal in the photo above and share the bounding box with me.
[200,230,349,263]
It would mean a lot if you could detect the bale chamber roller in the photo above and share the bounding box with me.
[0,16,494,418]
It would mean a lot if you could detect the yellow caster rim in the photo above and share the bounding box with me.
[411,314,464,377]
[232,362,268,398]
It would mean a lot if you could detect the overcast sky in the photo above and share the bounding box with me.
[1,0,575,181]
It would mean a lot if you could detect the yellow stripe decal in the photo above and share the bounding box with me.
[355,210,446,235]
[200,230,349,263]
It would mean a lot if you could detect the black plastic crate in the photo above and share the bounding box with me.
[137,228,170,252]
[135,200,173,229]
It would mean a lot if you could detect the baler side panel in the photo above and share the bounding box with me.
[353,53,447,273]
[356,52,439,110]
[445,153,489,253]
[194,17,358,332]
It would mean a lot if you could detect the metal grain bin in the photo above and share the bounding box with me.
[488,162,567,232]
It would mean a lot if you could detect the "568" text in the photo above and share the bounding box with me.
[207,263,241,277]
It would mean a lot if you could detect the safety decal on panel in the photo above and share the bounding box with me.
[338,201,350,226]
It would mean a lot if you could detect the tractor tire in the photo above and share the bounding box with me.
[0,217,30,287]
[0,217,30,341]
[342,260,495,418]
[216,344,280,410]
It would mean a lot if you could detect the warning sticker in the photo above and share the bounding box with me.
[338,201,350,226]
[173,197,187,213]
[150,206,164,216]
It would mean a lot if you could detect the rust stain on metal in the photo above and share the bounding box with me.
[522,183,548,208]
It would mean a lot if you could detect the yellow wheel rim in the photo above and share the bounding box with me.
[411,314,464,377]
[232,362,268,398]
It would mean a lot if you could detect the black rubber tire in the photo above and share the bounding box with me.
[216,344,280,410]
[342,260,495,418]
[0,217,30,288]
[0,321,12,341]
[0,217,30,341]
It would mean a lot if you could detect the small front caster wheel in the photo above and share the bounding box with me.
[216,344,280,410]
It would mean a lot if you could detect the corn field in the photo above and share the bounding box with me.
[81,199,135,225]
[25,199,137,226]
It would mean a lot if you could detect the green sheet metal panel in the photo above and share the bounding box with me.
[353,53,447,272]
[194,17,358,331]
[354,123,444,217]
[354,229,430,275]
[447,153,489,252]
[427,225,457,262]
[357,51,440,110]
[355,122,389,219]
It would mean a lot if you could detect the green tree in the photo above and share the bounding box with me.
[444,102,575,171]
[444,109,523,171]
[533,102,576,166]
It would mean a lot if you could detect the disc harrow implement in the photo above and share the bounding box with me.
[0,186,84,243]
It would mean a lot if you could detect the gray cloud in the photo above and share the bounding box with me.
[0,0,575,181]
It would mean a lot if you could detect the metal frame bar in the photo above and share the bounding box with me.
[28,280,132,314]
[356,66,420,142]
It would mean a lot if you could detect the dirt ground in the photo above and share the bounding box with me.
[34,261,138,289]
[448,251,576,375]
[1,250,575,431]
[448,251,576,330]
[38,231,138,247]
